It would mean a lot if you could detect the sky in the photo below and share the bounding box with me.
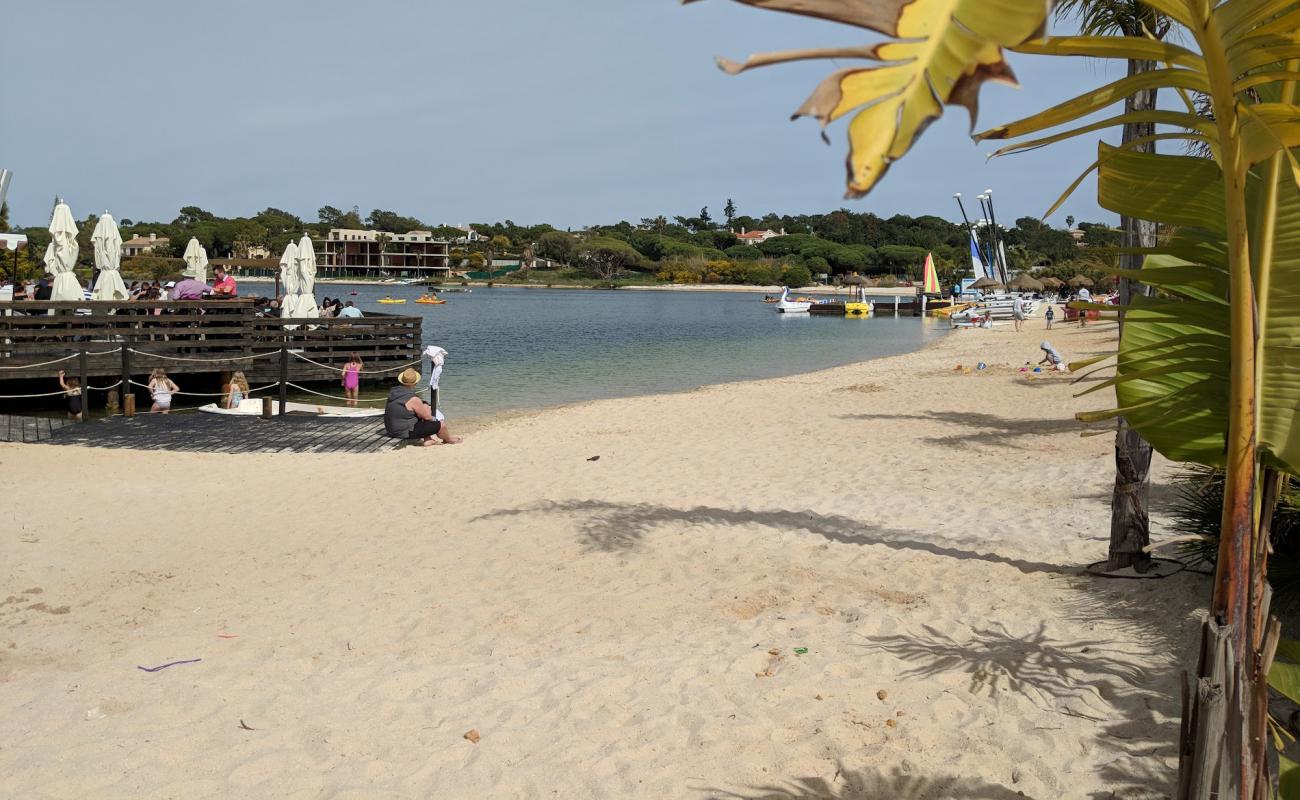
[1,1,1126,230]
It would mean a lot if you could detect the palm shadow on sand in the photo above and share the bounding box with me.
[700,765,1028,799]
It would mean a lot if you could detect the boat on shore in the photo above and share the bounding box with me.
[199,398,382,417]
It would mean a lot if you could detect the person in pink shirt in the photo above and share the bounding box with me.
[211,266,237,297]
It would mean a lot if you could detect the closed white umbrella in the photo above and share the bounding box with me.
[91,212,128,300]
[279,241,300,318]
[45,202,82,301]
[182,237,208,281]
[294,234,319,319]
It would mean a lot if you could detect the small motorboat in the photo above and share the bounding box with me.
[376,297,407,305]
[775,287,812,313]
[199,398,382,417]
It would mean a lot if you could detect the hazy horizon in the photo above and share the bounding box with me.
[3,2,1123,230]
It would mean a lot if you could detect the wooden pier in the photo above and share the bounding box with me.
[0,299,422,390]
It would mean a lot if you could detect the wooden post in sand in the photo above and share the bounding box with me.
[119,337,131,414]
[78,350,88,422]
[261,396,273,419]
[278,342,289,416]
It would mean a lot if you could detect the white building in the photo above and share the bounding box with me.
[734,228,785,246]
[122,232,170,256]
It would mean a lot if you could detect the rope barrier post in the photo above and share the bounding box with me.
[78,349,88,423]
[261,396,272,419]
[120,339,131,415]
[278,342,289,417]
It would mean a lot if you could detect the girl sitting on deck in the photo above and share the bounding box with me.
[342,353,363,407]
[148,368,179,414]
[224,372,250,410]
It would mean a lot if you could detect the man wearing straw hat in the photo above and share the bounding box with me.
[384,368,461,446]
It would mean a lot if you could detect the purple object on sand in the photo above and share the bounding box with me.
[137,658,202,673]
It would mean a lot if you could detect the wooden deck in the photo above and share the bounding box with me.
[0,299,422,385]
[0,414,75,443]
[0,412,402,453]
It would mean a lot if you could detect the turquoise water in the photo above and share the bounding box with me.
[336,285,949,418]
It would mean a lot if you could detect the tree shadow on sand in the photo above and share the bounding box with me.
[858,620,1151,702]
[856,581,1203,797]
[471,500,1071,574]
[700,765,1028,799]
[837,410,1100,449]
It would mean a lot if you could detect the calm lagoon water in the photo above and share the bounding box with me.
[338,285,949,419]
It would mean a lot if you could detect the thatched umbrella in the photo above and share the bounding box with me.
[840,274,867,286]
[970,275,1003,290]
[1068,274,1094,288]
[1008,273,1045,292]
[1040,276,1064,289]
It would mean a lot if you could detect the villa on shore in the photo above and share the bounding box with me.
[314,228,451,279]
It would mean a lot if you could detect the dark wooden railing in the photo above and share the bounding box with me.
[0,300,422,383]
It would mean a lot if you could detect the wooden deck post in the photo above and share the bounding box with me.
[278,342,289,416]
[262,396,273,419]
[120,337,131,414]
[78,350,88,422]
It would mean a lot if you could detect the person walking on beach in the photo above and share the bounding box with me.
[147,368,179,413]
[384,368,460,446]
[57,370,83,421]
[1011,295,1026,332]
[1044,304,1055,329]
[342,353,363,407]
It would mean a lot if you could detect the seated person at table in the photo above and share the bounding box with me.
[339,301,363,318]
[170,273,208,300]
[211,266,237,297]
[383,369,460,446]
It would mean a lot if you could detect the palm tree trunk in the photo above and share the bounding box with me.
[1107,56,1158,572]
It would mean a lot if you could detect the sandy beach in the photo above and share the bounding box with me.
[1,320,1203,799]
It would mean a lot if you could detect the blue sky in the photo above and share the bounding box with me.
[1,1,1124,229]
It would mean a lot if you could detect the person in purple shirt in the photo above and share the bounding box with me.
[170,274,209,300]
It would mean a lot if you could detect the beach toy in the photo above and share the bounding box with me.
[1033,367,1043,373]
[977,362,987,370]
[793,647,808,656]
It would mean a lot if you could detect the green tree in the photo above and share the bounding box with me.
[723,198,737,227]
[573,237,642,281]
[489,234,512,251]
[366,209,424,233]
[1054,0,1170,574]
[698,206,712,230]
[537,231,575,264]
[781,262,812,288]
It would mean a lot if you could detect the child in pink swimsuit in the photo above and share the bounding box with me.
[342,353,363,407]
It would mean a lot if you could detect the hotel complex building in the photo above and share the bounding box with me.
[313,228,451,278]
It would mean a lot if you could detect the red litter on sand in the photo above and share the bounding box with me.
[217,634,239,639]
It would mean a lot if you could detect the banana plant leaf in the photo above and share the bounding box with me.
[1093,144,1300,474]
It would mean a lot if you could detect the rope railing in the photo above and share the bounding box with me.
[127,348,279,363]
[127,379,278,398]
[283,382,386,404]
[287,350,422,375]
[0,353,79,370]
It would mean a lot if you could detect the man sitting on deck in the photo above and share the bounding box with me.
[338,301,363,318]
[384,368,460,446]
[211,266,237,297]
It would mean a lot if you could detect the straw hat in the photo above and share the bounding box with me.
[397,368,420,386]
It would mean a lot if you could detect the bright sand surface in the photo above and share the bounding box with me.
[1,321,1204,799]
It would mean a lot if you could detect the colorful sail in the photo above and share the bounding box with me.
[969,239,986,280]
[921,252,940,294]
